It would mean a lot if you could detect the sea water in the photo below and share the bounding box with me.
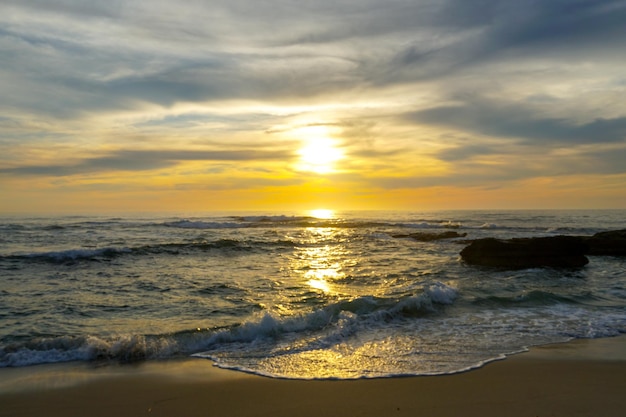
[0,210,624,379]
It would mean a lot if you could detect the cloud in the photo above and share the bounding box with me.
[430,139,626,185]
[483,0,626,51]
[1,0,625,210]
[386,0,626,80]
[436,144,497,162]
[407,98,626,145]
[0,149,293,177]
[3,0,626,119]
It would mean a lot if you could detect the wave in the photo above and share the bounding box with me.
[397,221,462,229]
[169,216,390,230]
[196,282,459,357]
[6,215,604,237]
[166,216,467,231]
[471,289,619,309]
[2,239,298,263]
[471,291,578,307]
[163,220,243,229]
[164,216,330,230]
[3,283,624,376]
[13,247,133,263]
[0,282,458,368]
[0,334,183,367]
[231,215,315,223]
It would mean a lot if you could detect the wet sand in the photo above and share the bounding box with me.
[1,336,625,417]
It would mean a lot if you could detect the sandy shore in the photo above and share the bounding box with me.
[1,336,625,417]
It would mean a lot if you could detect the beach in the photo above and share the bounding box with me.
[2,335,625,417]
[3,0,626,411]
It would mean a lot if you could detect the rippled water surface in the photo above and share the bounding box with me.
[1,210,624,378]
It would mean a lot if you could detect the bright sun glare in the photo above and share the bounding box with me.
[296,126,343,174]
[309,209,334,219]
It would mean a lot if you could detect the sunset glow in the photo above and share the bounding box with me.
[298,137,344,174]
[0,1,625,214]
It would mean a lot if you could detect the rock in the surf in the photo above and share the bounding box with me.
[391,231,467,241]
[584,229,626,256]
[460,235,589,268]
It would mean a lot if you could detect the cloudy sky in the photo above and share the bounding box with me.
[1,0,625,213]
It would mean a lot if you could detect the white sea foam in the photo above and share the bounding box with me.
[196,282,460,355]
[399,222,441,229]
[1,298,624,373]
[0,334,182,368]
[424,282,459,304]
[197,303,626,379]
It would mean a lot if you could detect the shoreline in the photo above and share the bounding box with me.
[1,335,625,417]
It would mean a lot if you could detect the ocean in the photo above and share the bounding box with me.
[1,210,624,379]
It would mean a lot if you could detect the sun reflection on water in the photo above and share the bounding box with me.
[291,227,349,297]
[306,277,332,293]
[302,244,344,295]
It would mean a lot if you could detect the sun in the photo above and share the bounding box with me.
[299,138,342,173]
[309,209,334,219]
[295,126,343,174]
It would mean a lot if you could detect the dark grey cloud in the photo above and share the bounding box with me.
[105,77,226,108]
[367,144,626,190]
[0,35,352,119]
[380,0,626,84]
[579,147,626,175]
[407,100,626,145]
[437,144,497,161]
[2,0,124,19]
[433,139,626,186]
[484,0,626,50]
[3,0,626,119]
[0,149,293,177]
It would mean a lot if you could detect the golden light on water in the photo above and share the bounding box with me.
[306,278,332,293]
[302,244,343,295]
[290,227,347,296]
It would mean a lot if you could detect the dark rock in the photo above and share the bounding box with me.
[391,231,467,241]
[584,229,626,256]
[460,236,589,268]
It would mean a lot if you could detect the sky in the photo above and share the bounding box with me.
[1,0,626,214]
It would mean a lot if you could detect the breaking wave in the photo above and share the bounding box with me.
[2,239,297,263]
[0,283,457,368]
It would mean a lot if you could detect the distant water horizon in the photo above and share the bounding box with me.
[1,209,624,379]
